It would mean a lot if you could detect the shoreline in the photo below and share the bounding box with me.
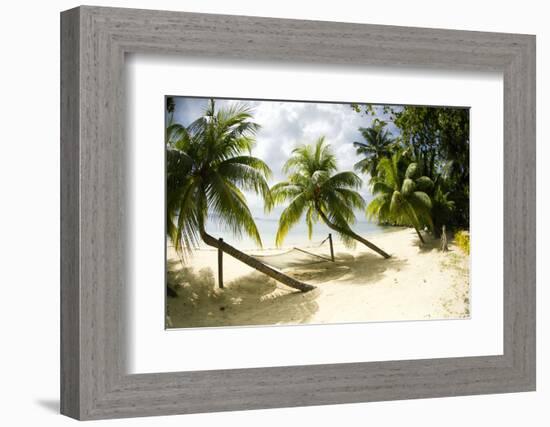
[169,225,406,254]
[167,227,470,328]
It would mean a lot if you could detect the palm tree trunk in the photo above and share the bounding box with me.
[414,227,425,244]
[198,225,315,292]
[315,207,391,259]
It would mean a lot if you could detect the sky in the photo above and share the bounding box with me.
[168,97,401,221]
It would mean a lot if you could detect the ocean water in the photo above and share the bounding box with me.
[201,216,392,251]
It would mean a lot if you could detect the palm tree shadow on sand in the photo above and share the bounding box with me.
[167,261,320,328]
[412,232,455,254]
[289,252,407,285]
[167,250,407,329]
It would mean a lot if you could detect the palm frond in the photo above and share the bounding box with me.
[401,178,415,196]
[323,171,363,190]
[216,156,272,204]
[405,162,419,179]
[275,194,308,247]
[305,205,316,240]
[371,180,393,195]
[376,156,398,189]
[206,173,263,246]
[414,176,434,192]
[334,188,366,210]
[169,179,201,256]
[166,99,270,252]
[269,181,304,208]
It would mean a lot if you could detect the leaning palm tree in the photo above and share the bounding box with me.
[367,152,433,244]
[353,119,395,177]
[269,137,390,259]
[167,99,314,292]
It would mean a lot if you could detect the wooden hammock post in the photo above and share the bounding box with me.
[328,233,335,262]
[218,238,224,289]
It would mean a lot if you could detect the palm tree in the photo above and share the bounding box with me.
[166,96,175,126]
[431,179,455,237]
[167,99,314,292]
[367,152,433,244]
[353,119,395,177]
[269,137,390,259]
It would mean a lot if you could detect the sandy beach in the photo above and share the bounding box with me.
[166,228,470,328]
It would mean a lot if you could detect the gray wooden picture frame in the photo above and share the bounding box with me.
[60,5,536,420]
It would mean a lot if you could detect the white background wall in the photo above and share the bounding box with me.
[0,0,547,425]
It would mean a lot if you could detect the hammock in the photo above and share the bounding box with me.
[249,237,333,270]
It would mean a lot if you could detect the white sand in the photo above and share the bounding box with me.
[166,228,470,328]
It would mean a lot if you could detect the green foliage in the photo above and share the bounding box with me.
[166,96,175,125]
[269,137,365,247]
[454,230,470,254]
[393,106,469,228]
[166,99,272,255]
[352,104,470,234]
[352,119,396,177]
[367,153,433,242]
[431,181,455,237]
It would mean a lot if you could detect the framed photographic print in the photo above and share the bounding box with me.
[164,97,472,330]
[61,6,536,420]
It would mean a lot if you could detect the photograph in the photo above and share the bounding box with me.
[165,96,471,329]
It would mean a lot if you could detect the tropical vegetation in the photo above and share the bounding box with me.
[351,104,469,241]
[269,137,390,258]
[367,153,433,244]
[166,98,314,292]
[352,118,396,177]
[454,230,470,254]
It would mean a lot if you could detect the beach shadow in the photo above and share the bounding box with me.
[166,265,319,328]
[415,236,439,253]
[290,261,351,283]
[289,251,407,286]
[413,234,455,254]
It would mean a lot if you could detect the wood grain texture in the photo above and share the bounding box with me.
[60,7,80,419]
[60,6,536,420]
